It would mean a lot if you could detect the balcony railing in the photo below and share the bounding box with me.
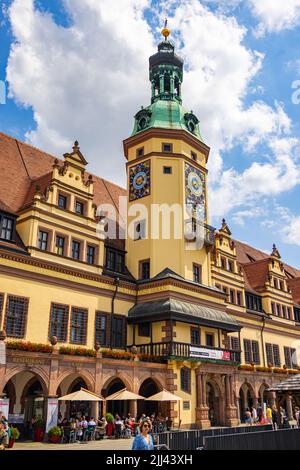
[130,341,241,364]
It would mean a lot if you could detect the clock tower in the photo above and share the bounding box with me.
[123,26,215,283]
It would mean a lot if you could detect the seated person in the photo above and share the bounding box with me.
[0,423,9,450]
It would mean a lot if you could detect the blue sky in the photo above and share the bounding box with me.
[0,0,300,267]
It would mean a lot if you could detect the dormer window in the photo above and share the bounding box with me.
[58,194,67,210]
[0,216,14,241]
[75,200,84,216]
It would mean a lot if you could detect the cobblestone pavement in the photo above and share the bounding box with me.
[11,438,134,451]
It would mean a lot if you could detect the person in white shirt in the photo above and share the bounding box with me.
[251,407,257,423]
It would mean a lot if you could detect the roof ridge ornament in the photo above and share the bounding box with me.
[161,18,170,40]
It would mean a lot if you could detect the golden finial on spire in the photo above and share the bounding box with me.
[161,18,170,40]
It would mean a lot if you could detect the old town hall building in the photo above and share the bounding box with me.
[1,28,300,429]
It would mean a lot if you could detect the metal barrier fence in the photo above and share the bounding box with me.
[153,424,272,450]
[203,427,300,450]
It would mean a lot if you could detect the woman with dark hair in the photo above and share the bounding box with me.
[132,419,154,450]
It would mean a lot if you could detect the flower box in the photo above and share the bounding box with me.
[255,366,272,373]
[287,369,299,375]
[59,346,96,357]
[238,365,255,371]
[101,349,133,360]
[6,341,53,354]
[273,367,288,374]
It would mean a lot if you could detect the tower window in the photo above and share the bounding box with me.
[139,260,150,280]
[163,166,172,174]
[193,264,202,284]
[162,143,173,153]
[191,151,197,162]
[136,147,144,157]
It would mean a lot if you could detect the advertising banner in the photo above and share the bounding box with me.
[190,346,231,361]
[46,398,59,433]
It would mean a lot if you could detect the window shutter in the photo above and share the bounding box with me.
[291,348,298,369]
[243,339,252,363]
[266,343,273,366]
[284,347,291,368]
[95,312,108,347]
[70,308,88,345]
[49,304,69,342]
[273,345,281,367]
[251,341,260,364]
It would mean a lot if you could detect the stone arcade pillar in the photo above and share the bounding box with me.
[286,394,294,421]
[225,375,239,427]
[195,369,210,429]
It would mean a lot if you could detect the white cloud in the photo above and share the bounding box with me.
[284,216,300,246]
[6,0,153,185]
[248,0,300,36]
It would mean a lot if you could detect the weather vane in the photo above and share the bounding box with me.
[161,18,170,40]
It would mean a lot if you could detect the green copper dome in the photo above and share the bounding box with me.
[132,100,204,142]
[131,33,205,143]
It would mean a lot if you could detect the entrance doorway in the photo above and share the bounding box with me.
[206,382,221,426]
[138,379,160,417]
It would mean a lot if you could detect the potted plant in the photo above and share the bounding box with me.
[8,426,20,448]
[48,426,62,444]
[34,418,45,442]
[105,413,114,437]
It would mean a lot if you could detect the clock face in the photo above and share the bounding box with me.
[129,160,151,201]
[188,172,203,197]
[185,163,206,221]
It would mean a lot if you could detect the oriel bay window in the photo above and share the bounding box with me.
[5,295,29,338]
[70,308,88,344]
[49,304,69,342]
[190,327,200,346]
[245,293,263,312]
[106,248,125,274]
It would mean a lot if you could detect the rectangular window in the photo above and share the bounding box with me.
[191,151,197,162]
[87,245,95,265]
[221,257,226,269]
[245,293,262,312]
[284,347,297,369]
[230,337,240,351]
[107,249,115,270]
[180,368,191,394]
[0,294,4,326]
[280,281,284,291]
[58,194,67,210]
[162,143,172,153]
[49,304,69,342]
[163,166,172,174]
[56,236,65,256]
[95,312,108,347]
[72,241,81,260]
[75,201,84,216]
[282,305,287,319]
[193,264,202,284]
[1,216,14,241]
[116,253,125,273]
[276,304,281,317]
[5,296,29,338]
[38,231,48,251]
[294,307,300,323]
[236,291,242,306]
[111,315,126,349]
[271,302,275,315]
[140,260,150,280]
[222,286,229,302]
[274,278,278,289]
[138,323,150,337]
[244,339,260,364]
[228,260,234,272]
[70,308,88,345]
[206,333,214,347]
[230,289,235,304]
[191,327,200,346]
[266,343,281,367]
[106,248,125,273]
[287,307,292,320]
[136,147,144,157]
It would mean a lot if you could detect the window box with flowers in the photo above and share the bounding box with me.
[273,367,288,374]
[238,364,255,372]
[287,369,299,375]
[101,349,133,360]
[255,366,272,373]
[59,346,96,357]
[6,341,53,354]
